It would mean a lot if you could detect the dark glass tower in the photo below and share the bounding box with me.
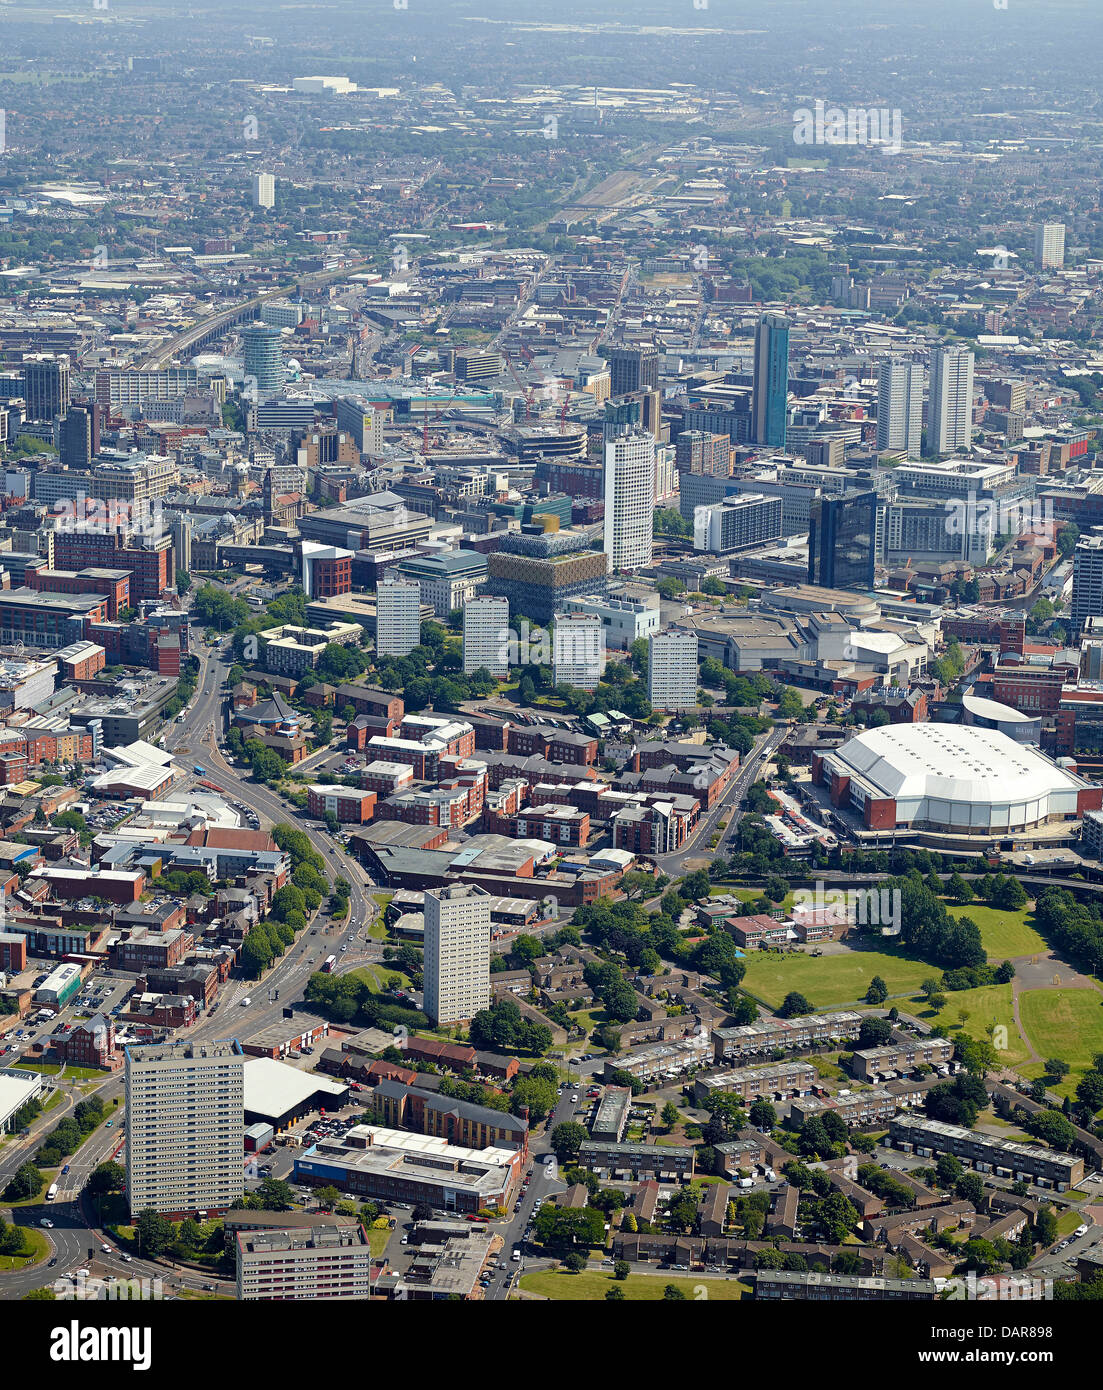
[808,491,877,591]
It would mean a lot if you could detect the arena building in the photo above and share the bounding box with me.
[812,723,1101,837]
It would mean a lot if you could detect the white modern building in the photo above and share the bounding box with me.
[125,1040,245,1217]
[463,595,511,678]
[603,429,655,572]
[423,884,492,1025]
[815,723,1095,837]
[559,592,660,650]
[552,612,605,691]
[876,361,924,460]
[927,347,975,456]
[375,576,421,659]
[251,173,275,210]
[1034,222,1065,271]
[693,493,783,554]
[647,628,699,712]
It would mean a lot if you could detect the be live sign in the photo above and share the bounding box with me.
[50,1322,152,1371]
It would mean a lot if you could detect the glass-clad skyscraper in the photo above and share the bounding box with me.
[808,491,877,591]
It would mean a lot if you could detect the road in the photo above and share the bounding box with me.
[0,626,388,1300]
[655,724,787,876]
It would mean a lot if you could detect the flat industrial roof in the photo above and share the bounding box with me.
[0,1068,43,1124]
[243,1056,348,1120]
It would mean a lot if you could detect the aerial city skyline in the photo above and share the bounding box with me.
[0,0,1099,1358]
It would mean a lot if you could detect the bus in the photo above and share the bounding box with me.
[322,955,337,973]
[46,1182,58,1202]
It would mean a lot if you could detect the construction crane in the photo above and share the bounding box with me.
[559,388,573,433]
[504,354,535,421]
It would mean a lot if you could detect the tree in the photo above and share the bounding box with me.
[857,1016,893,1049]
[135,1208,175,1258]
[1035,1206,1059,1247]
[3,1161,42,1203]
[993,876,1028,911]
[613,1259,631,1281]
[776,686,804,720]
[663,1283,687,1300]
[779,991,814,1018]
[85,1161,126,1195]
[605,1285,626,1300]
[865,975,888,1005]
[749,1099,777,1130]
[661,1102,680,1131]
[549,1121,587,1165]
[510,1076,558,1122]
[562,1251,587,1273]
[947,871,974,903]
[1076,1070,1103,1114]
[257,1177,294,1211]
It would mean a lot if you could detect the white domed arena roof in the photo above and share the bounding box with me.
[962,693,1033,725]
[837,722,1080,806]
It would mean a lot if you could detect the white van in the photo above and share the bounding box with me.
[240,997,252,1008]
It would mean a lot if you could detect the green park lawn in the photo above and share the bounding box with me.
[739,947,933,1011]
[1056,1209,1084,1238]
[519,1269,749,1301]
[367,1226,391,1258]
[909,984,1031,1068]
[1017,988,1103,1095]
[12,1062,103,1081]
[368,893,392,940]
[349,965,412,995]
[0,1224,48,1271]
[946,903,1046,960]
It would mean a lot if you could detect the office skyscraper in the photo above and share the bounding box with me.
[242,323,285,395]
[125,1039,244,1218]
[463,595,511,677]
[59,403,99,469]
[252,172,276,209]
[928,347,975,456]
[23,355,71,422]
[423,884,492,1025]
[376,576,421,658]
[876,361,924,460]
[648,628,699,712]
[808,491,878,591]
[752,313,790,448]
[1034,222,1065,271]
[1072,535,1103,636]
[603,428,655,572]
[606,344,658,397]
